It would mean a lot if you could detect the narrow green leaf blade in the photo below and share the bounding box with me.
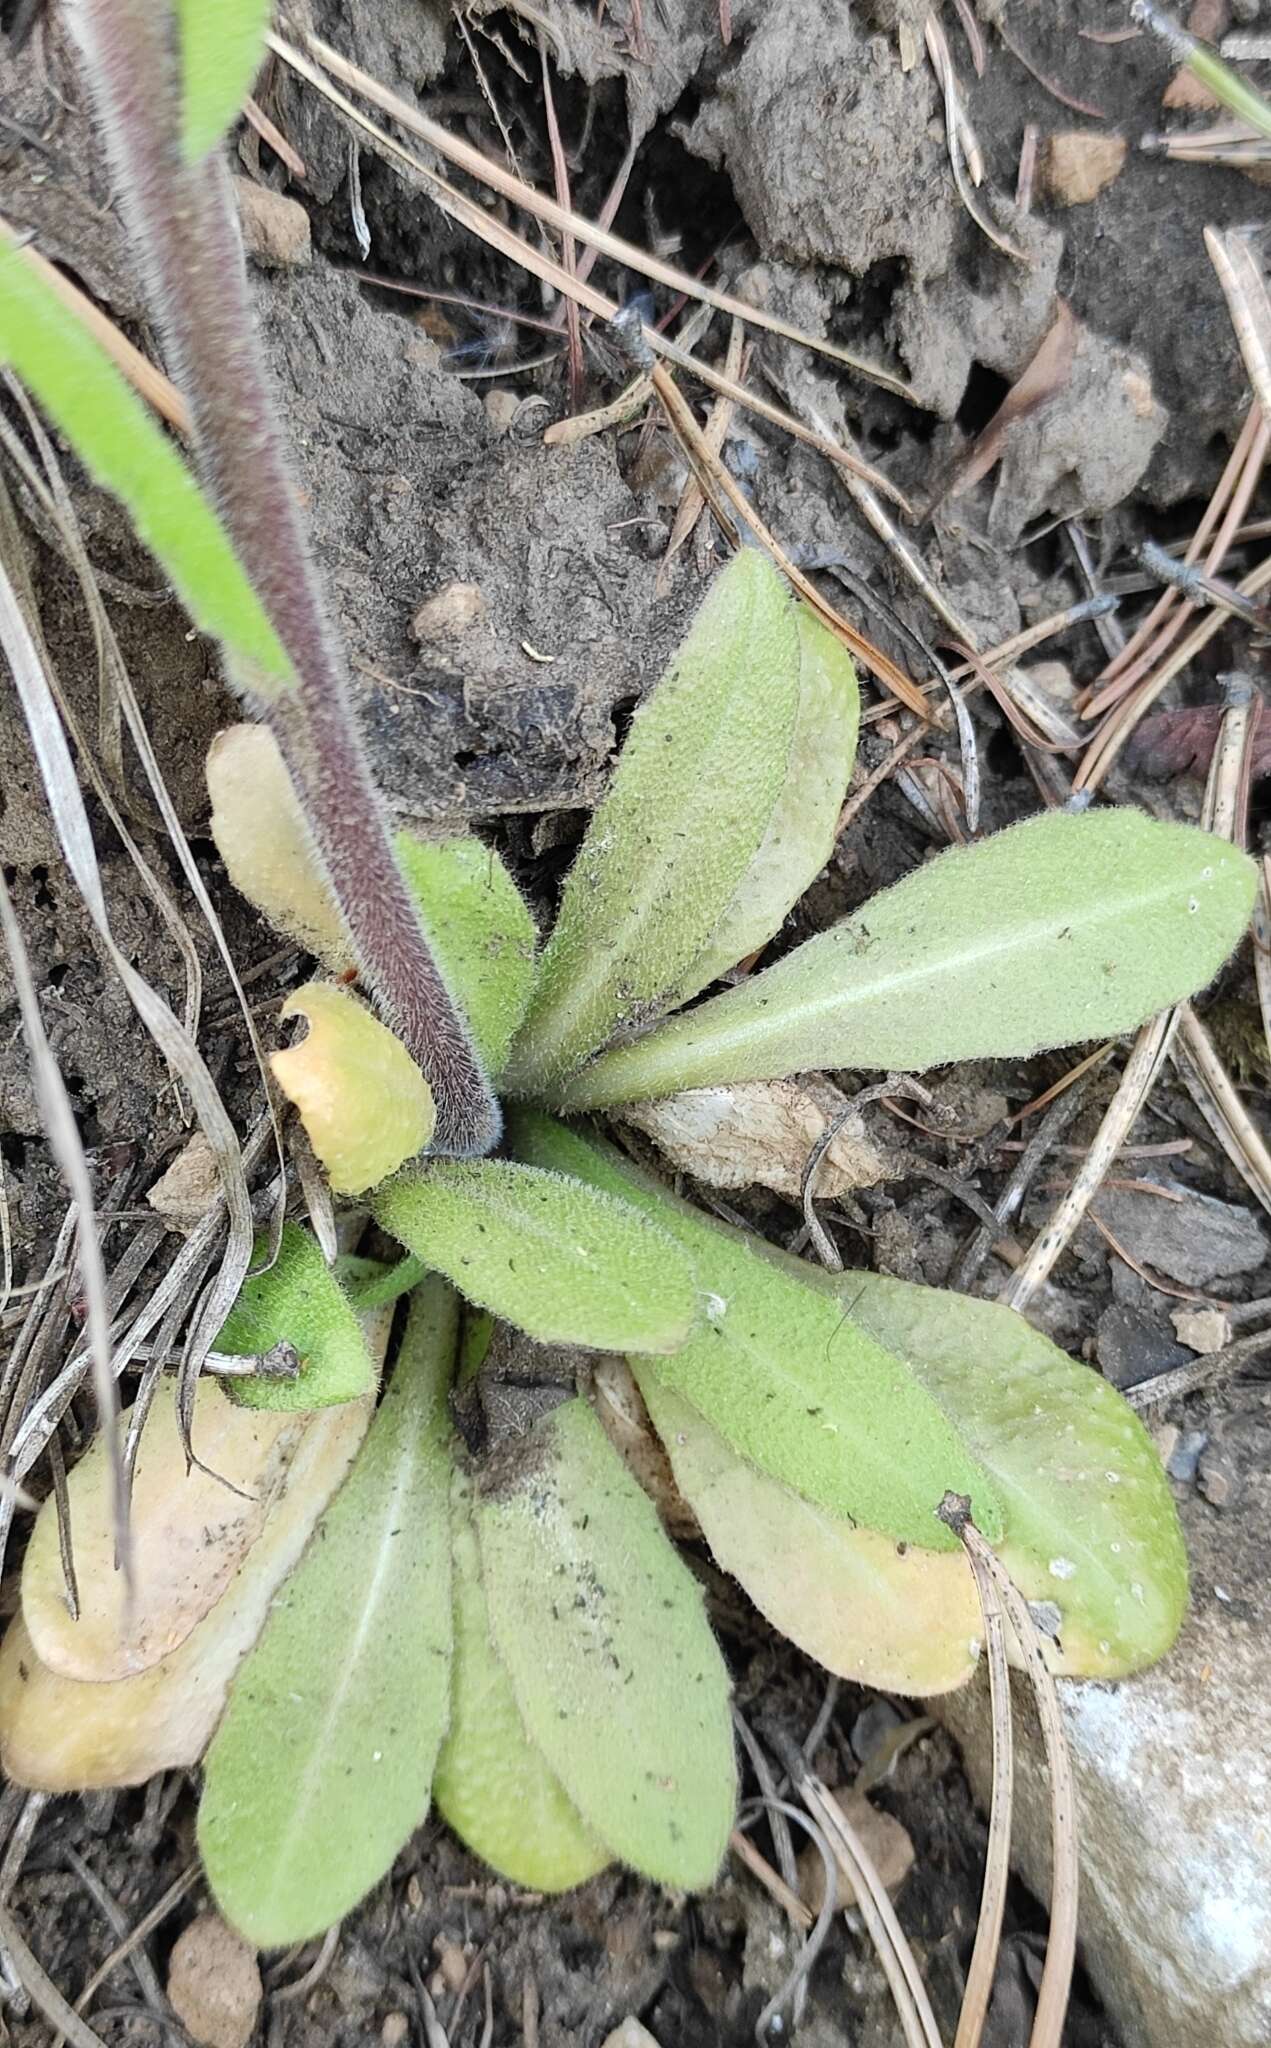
[554,810,1257,1110]
[508,1113,1001,1548]
[505,549,801,1091]
[475,1399,736,1889]
[0,240,291,692]
[199,1280,457,1947]
[395,833,538,1077]
[637,1374,979,1696]
[673,601,858,1002]
[372,1160,699,1354]
[434,1480,610,1892]
[819,1272,1189,1675]
[176,0,272,159]
[216,1223,376,1411]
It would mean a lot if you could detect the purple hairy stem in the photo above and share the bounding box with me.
[68,0,499,1155]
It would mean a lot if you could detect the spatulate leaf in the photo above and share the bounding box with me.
[673,601,859,1002]
[0,243,291,694]
[207,725,353,970]
[395,834,538,1077]
[199,1280,457,1948]
[475,1398,736,1888]
[508,1113,1000,1548]
[271,982,435,1196]
[637,1375,980,1695]
[434,1479,610,1892]
[216,1223,376,1410]
[504,549,802,1092]
[176,0,272,159]
[0,1395,373,1793]
[23,1383,301,1683]
[554,809,1257,1110]
[815,1271,1188,1675]
[372,1159,698,1354]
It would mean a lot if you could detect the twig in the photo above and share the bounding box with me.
[949,1534,1013,2048]
[1127,1325,1271,1409]
[952,1073,1095,1291]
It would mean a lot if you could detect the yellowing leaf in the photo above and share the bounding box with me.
[0,1395,373,1793]
[176,0,272,159]
[23,1383,301,1683]
[373,1159,698,1354]
[508,1113,1001,1549]
[199,1280,457,1948]
[216,1222,376,1411]
[673,601,858,1002]
[637,1375,979,1696]
[554,810,1258,1110]
[0,245,291,694]
[475,1398,736,1889]
[207,725,353,970]
[434,1480,609,1892]
[271,982,435,1195]
[395,834,537,1077]
[505,549,802,1093]
[822,1272,1188,1676]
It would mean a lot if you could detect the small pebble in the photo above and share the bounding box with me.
[381,2015,409,2047]
[599,2021,662,2048]
[166,1914,261,2048]
[1167,1429,1207,1485]
[1198,1449,1237,1509]
[851,1697,903,1767]
[411,581,486,643]
[232,179,311,268]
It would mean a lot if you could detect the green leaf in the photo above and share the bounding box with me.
[176,0,272,160]
[637,1375,979,1696]
[474,1398,735,1889]
[271,982,435,1195]
[815,1271,1188,1676]
[0,1397,373,1793]
[553,809,1258,1110]
[513,1114,1187,1675]
[395,833,538,1077]
[433,1479,610,1892]
[0,241,291,694]
[199,1279,457,1948]
[673,600,858,1002]
[504,549,802,1092]
[508,1113,1001,1549]
[372,1159,699,1355]
[338,1254,429,1312]
[216,1223,376,1410]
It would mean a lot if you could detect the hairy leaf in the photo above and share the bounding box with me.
[23,1384,301,1683]
[0,1396,372,1793]
[434,1480,610,1892]
[207,725,353,969]
[638,1375,980,1695]
[372,1159,698,1354]
[199,1280,457,1947]
[508,1113,1000,1548]
[338,1253,429,1311]
[818,1272,1188,1675]
[272,983,435,1195]
[176,0,272,159]
[395,834,538,1076]
[514,1115,1187,1674]
[475,1398,735,1888]
[0,242,291,693]
[505,549,802,1092]
[674,602,858,1001]
[553,810,1258,1110]
[216,1222,376,1410]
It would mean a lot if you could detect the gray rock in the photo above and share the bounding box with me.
[1086,1181,1268,1287]
[939,1440,1271,2048]
[1096,1304,1190,1390]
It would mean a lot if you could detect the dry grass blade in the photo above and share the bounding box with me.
[1206,227,1271,421]
[536,34,583,414]
[279,28,919,402]
[0,223,188,432]
[927,15,1029,265]
[651,365,928,714]
[729,1829,814,1932]
[782,1746,942,2048]
[939,1505,1013,2048]
[0,1902,111,2048]
[942,1505,1077,2048]
[738,1796,838,2044]
[0,516,255,1385]
[0,1149,11,1325]
[1001,1008,1178,1312]
[657,316,744,594]
[1254,854,1271,1071]
[59,1865,199,2043]
[1171,1001,1271,1219]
